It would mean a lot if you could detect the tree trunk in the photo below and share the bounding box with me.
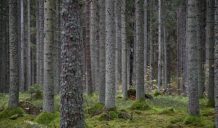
[144,0,148,92]
[158,0,162,90]
[8,0,19,107]
[187,0,200,116]
[177,8,181,95]
[39,0,44,86]
[60,0,85,127]
[206,0,215,103]
[121,0,127,99]
[163,25,167,89]
[26,0,31,89]
[43,0,54,113]
[99,0,105,104]
[105,0,115,109]
[86,0,93,96]
[136,0,144,99]
[149,0,153,88]
[36,0,40,84]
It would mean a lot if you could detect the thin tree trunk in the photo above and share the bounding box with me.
[177,8,181,95]
[8,0,19,107]
[39,0,44,86]
[0,0,3,93]
[105,0,115,109]
[60,0,85,127]
[149,0,153,88]
[36,0,40,84]
[43,0,54,113]
[136,0,144,99]
[187,0,200,116]
[158,0,162,90]
[144,0,148,92]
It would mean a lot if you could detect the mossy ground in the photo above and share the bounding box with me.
[0,93,215,128]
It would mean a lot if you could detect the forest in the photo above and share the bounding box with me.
[0,0,218,127]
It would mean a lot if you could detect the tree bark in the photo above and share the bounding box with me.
[149,0,153,88]
[144,0,148,92]
[187,0,200,116]
[158,0,162,90]
[60,0,85,127]
[39,0,44,86]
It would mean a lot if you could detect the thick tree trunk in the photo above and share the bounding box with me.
[39,0,44,86]
[26,0,31,89]
[136,0,144,99]
[8,0,19,107]
[105,0,115,109]
[99,0,106,104]
[60,0,85,127]
[157,0,162,90]
[43,0,54,113]
[121,0,127,99]
[187,0,200,116]
[86,0,93,96]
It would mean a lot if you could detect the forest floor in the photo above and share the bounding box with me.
[0,89,215,128]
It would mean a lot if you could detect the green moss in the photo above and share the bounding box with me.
[97,113,108,121]
[170,116,184,124]
[159,107,175,115]
[183,115,203,126]
[0,107,25,120]
[207,100,215,107]
[85,114,90,118]
[35,112,60,124]
[153,90,163,97]
[109,111,118,119]
[129,99,150,110]
[85,102,105,114]
[49,117,60,128]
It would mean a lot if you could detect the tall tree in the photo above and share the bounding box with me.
[149,0,153,88]
[187,0,200,116]
[86,0,93,96]
[135,0,144,99]
[157,0,162,90]
[26,0,31,89]
[121,0,127,99]
[206,0,215,104]
[163,25,167,89]
[90,0,96,91]
[177,8,181,95]
[60,0,85,127]
[36,0,40,84]
[8,0,19,107]
[39,0,44,86]
[43,0,54,113]
[99,0,106,104]
[144,0,148,92]
[105,0,115,109]
[214,0,218,126]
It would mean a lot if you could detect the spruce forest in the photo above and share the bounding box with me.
[0,0,218,127]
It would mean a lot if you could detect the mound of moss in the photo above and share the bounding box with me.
[35,111,60,124]
[109,111,118,120]
[183,116,203,126]
[0,107,25,120]
[159,107,175,115]
[49,117,60,128]
[129,99,150,110]
[97,113,108,121]
[85,102,105,114]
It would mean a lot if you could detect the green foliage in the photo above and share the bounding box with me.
[207,100,215,107]
[152,90,163,96]
[170,116,184,124]
[96,113,108,121]
[28,84,43,100]
[85,102,105,114]
[49,117,60,128]
[0,107,25,120]
[83,93,99,108]
[109,111,118,120]
[35,112,60,125]
[129,99,150,110]
[159,107,175,115]
[183,116,203,126]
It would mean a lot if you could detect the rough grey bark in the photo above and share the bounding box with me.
[121,0,127,99]
[177,8,181,95]
[105,0,115,109]
[144,0,148,92]
[206,0,215,102]
[0,0,3,93]
[157,0,162,90]
[39,0,44,86]
[127,42,130,90]
[197,0,205,97]
[43,0,54,113]
[99,0,105,104]
[149,0,153,88]
[36,0,40,84]
[8,0,19,107]
[187,0,200,116]
[90,0,96,92]
[26,0,31,89]
[60,0,85,127]
[95,0,100,92]
[214,0,218,126]
[163,25,167,89]
[86,0,93,96]
[136,0,144,99]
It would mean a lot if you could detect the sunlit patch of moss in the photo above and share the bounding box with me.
[35,111,60,125]
[183,115,203,126]
[85,114,90,118]
[85,102,105,114]
[159,107,175,115]
[109,111,118,119]
[0,107,25,120]
[95,113,108,121]
[129,98,150,110]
